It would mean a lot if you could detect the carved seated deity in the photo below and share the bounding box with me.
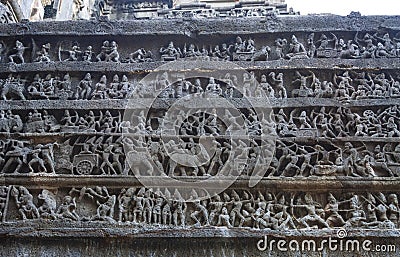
[160,42,181,61]
[286,35,308,59]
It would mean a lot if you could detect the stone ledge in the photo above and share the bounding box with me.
[0,97,399,110]
[0,223,399,238]
[1,175,400,191]
[0,58,399,73]
[1,15,399,36]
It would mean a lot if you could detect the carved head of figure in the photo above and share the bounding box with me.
[388,194,398,205]
[63,195,73,205]
[278,195,285,205]
[99,75,107,84]
[260,74,266,83]
[84,73,91,80]
[63,73,70,81]
[112,74,119,82]
[19,186,29,195]
[344,142,353,151]
[376,192,387,203]
[349,194,359,208]
[327,193,336,204]
[367,193,376,204]
[173,189,182,200]
[304,193,313,204]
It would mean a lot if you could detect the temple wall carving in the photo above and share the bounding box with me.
[0,13,400,256]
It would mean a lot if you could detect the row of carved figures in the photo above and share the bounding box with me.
[2,186,399,230]
[1,133,400,178]
[1,70,400,101]
[113,2,291,19]
[0,73,133,100]
[3,103,400,137]
[2,32,400,65]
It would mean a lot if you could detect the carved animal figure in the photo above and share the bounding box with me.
[0,79,26,100]
[252,46,271,61]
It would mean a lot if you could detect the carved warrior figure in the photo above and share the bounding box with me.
[57,196,79,221]
[129,48,154,63]
[9,40,27,64]
[11,186,40,220]
[34,43,51,62]
[3,187,400,230]
[96,41,120,62]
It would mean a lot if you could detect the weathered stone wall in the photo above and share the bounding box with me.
[0,14,399,256]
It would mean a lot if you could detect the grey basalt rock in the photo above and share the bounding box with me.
[0,3,399,256]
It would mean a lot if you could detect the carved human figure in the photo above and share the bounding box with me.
[40,143,57,174]
[324,193,347,227]
[8,40,26,64]
[11,186,40,220]
[286,35,308,59]
[345,194,367,227]
[217,207,232,228]
[106,41,120,62]
[117,187,134,222]
[75,73,93,99]
[292,193,329,229]
[96,41,110,62]
[160,42,181,60]
[82,46,93,62]
[92,75,108,100]
[387,194,399,225]
[190,200,209,227]
[3,140,29,173]
[56,196,79,221]
[88,187,116,223]
[205,77,222,97]
[209,195,223,225]
[28,148,47,173]
[38,189,57,220]
[152,189,164,224]
[172,190,186,226]
[34,43,51,63]
[142,189,153,223]
[274,38,287,59]
[269,72,286,98]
